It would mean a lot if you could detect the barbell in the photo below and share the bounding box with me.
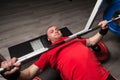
[0,0,120,74]
[0,15,120,74]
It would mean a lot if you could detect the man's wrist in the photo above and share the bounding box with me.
[1,70,20,80]
[99,28,108,36]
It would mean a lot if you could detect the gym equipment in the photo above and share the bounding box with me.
[106,0,120,4]
[103,0,120,35]
[91,41,109,62]
[0,16,120,73]
[84,0,103,30]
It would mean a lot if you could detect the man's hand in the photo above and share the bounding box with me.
[98,20,109,36]
[1,57,21,75]
[98,20,108,30]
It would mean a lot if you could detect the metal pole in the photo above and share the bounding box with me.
[84,0,103,30]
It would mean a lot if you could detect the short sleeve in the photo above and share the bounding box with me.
[34,52,49,70]
[77,38,86,45]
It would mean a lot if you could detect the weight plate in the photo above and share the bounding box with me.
[103,1,120,35]
[94,41,109,62]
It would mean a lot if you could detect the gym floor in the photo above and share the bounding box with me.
[0,0,120,80]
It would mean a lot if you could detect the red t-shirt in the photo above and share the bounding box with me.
[34,37,109,80]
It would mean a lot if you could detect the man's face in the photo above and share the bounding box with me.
[47,26,62,43]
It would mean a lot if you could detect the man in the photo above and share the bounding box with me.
[0,20,117,80]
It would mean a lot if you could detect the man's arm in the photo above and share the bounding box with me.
[86,20,108,46]
[18,64,41,80]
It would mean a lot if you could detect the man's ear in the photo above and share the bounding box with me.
[48,38,50,41]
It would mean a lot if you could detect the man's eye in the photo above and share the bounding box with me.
[50,30,53,33]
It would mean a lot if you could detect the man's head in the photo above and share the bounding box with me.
[47,25,63,43]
